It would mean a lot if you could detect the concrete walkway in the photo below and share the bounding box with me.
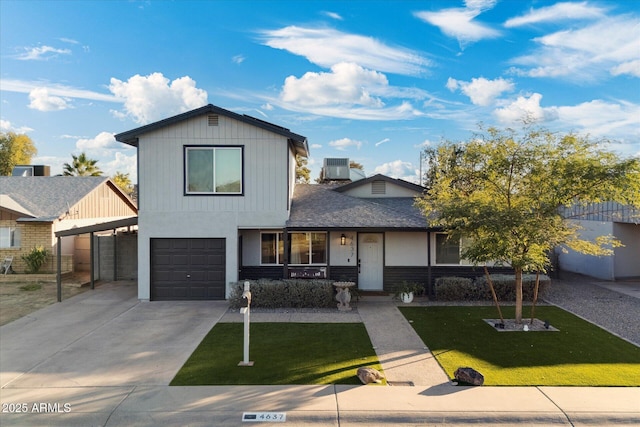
[1,281,639,426]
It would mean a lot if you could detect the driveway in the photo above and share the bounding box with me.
[1,281,229,389]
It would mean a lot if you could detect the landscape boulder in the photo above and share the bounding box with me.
[454,367,484,386]
[357,367,384,385]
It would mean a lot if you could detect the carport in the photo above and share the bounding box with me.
[54,217,137,301]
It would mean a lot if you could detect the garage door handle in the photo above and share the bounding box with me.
[187,274,191,278]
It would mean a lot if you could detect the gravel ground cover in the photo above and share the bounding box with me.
[543,275,640,347]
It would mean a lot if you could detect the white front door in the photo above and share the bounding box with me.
[358,233,383,290]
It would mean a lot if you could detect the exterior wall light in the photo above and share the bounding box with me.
[340,234,346,246]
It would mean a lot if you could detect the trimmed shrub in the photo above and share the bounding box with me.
[229,279,335,309]
[434,277,478,301]
[434,274,551,302]
[475,274,551,302]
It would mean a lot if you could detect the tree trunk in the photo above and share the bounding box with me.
[515,267,523,324]
[484,265,504,323]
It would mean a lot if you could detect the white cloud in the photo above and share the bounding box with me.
[510,16,640,80]
[76,131,125,154]
[446,77,514,106]
[0,78,119,103]
[375,138,389,147]
[611,60,640,78]
[104,151,137,182]
[494,94,640,143]
[310,143,322,149]
[323,11,343,20]
[505,2,606,27]
[261,103,274,111]
[232,54,245,64]
[260,26,431,76]
[274,62,432,120]
[552,100,640,139]
[108,73,208,124]
[374,160,418,182]
[414,0,500,49]
[28,87,71,111]
[494,93,554,124]
[281,62,387,108]
[0,119,33,134]
[329,137,362,151]
[15,45,71,61]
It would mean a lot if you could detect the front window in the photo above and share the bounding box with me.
[185,146,243,194]
[289,232,326,265]
[0,227,20,248]
[261,232,284,264]
[435,233,460,264]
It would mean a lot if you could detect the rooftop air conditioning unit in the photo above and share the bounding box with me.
[323,158,350,180]
[12,165,50,176]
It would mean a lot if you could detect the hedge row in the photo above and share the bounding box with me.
[228,279,336,309]
[435,274,551,302]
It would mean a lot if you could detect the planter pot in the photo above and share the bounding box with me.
[401,292,414,303]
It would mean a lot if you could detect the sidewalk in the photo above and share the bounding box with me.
[1,282,639,426]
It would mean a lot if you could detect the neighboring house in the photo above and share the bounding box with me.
[116,104,510,301]
[0,176,138,273]
[557,202,640,280]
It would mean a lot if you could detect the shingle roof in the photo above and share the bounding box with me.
[115,104,309,157]
[286,184,429,229]
[0,176,111,221]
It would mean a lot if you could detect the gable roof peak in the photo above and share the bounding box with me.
[114,103,309,156]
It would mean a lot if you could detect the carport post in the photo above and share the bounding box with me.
[56,236,62,302]
[90,232,95,289]
[113,230,117,281]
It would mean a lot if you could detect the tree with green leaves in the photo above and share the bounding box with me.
[0,132,38,176]
[295,154,311,184]
[111,171,134,196]
[63,152,102,176]
[416,125,640,323]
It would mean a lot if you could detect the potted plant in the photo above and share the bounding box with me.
[393,281,424,303]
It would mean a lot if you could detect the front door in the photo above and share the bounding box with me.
[358,233,383,290]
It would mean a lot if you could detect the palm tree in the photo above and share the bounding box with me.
[63,152,102,176]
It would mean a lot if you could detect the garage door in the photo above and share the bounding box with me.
[151,238,226,300]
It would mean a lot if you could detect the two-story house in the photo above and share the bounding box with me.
[116,104,510,301]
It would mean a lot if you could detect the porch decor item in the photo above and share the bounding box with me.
[393,281,424,303]
[334,281,356,311]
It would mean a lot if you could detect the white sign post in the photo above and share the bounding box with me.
[238,281,254,366]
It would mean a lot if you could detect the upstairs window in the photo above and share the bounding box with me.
[185,146,243,195]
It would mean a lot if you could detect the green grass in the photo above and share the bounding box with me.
[399,306,640,386]
[19,283,42,291]
[171,322,384,385]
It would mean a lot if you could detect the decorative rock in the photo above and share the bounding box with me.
[454,367,484,386]
[357,367,384,384]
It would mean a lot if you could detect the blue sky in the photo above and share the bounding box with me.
[1,0,638,183]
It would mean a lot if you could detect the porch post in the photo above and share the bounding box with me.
[282,228,289,279]
[427,231,433,298]
[56,236,62,302]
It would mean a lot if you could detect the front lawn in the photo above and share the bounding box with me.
[400,306,640,386]
[171,322,384,385]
